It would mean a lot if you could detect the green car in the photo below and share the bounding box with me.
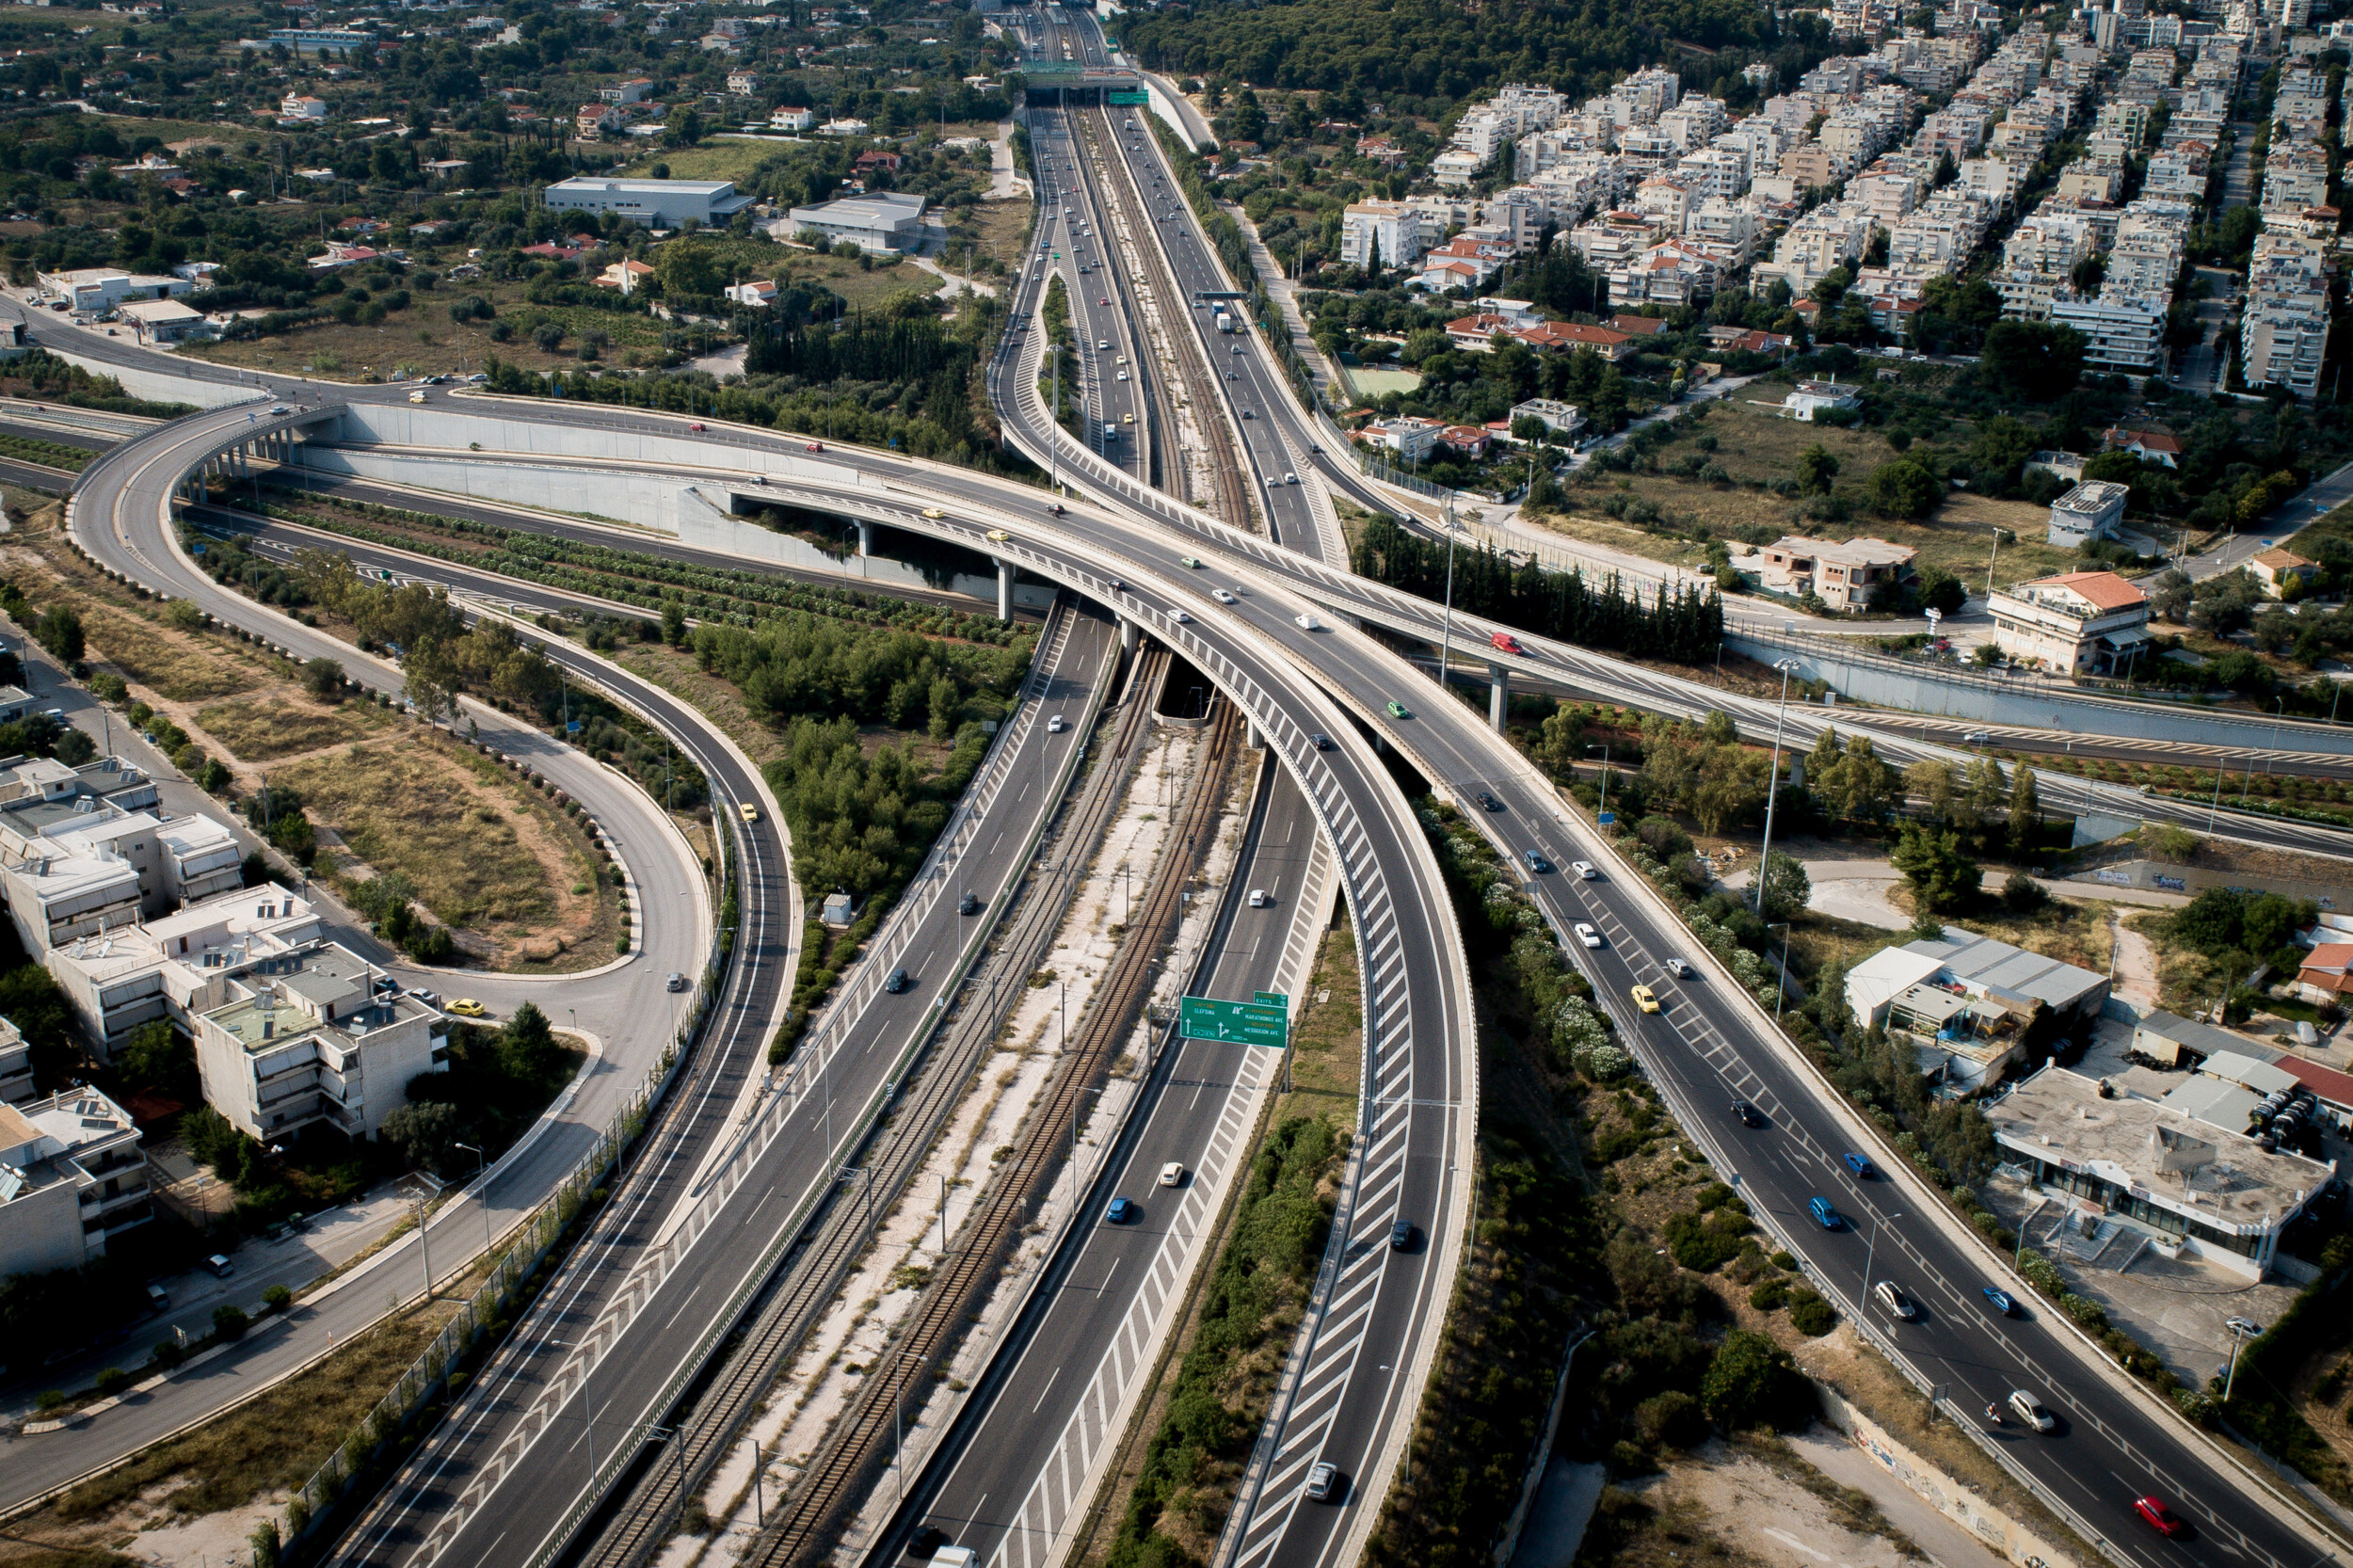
[1386,700,1411,719]
[1179,555,1202,568]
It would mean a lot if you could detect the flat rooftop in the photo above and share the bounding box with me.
[1903,928,2106,1013]
[1988,1066,2332,1228]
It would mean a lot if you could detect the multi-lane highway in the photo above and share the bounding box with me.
[886,760,1326,1568]
[24,154,2353,1568]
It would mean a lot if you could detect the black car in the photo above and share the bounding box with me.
[1475,791,1500,811]
[958,891,981,916]
[1390,1220,1416,1250]
[1733,1100,1763,1127]
[1308,732,1332,751]
[885,968,909,994]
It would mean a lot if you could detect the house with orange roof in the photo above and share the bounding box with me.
[2251,546,2320,598]
[2102,425,2184,468]
[2298,943,2353,1003]
[1986,570,2152,674]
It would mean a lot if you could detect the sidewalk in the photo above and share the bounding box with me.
[1225,202,1339,399]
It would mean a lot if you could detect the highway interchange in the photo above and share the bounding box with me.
[11,21,2353,1568]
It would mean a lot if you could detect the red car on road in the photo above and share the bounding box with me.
[688,422,706,432]
[1490,632,1524,655]
[806,441,824,453]
[2134,1496,2188,1538]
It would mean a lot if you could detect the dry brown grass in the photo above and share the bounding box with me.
[10,1300,456,1549]
[193,693,388,762]
[273,736,615,964]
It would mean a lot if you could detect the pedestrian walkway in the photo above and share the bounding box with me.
[1225,202,1339,398]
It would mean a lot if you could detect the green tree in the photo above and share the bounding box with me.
[2006,762,2041,855]
[497,1000,562,1085]
[1702,1329,1804,1429]
[1754,850,1811,923]
[1796,443,1840,495]
[381,1098,460,1175]
[1868,458,1942,519]
[301,656,344,699]
[1892,820,1981,913]
[34,606,82,664]
[115,1020,196,1101]
[662,598,688,648]
[1981,320,2087,402]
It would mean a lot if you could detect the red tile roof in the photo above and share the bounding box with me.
[2022,570,2148,611]
[1611,313,1670,336]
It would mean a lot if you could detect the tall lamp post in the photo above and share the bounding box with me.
[2223,1317,2264,1400]
[1435,497,1460,696]
[1753,657,1801,914]
[455,1140,491,1259]
[1586,744,1613,825]
[1767,922,1791,1021]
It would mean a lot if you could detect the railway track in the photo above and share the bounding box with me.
[742,693,1243,1568]
[1064,101,1257,536]
[570,639,1176,1568]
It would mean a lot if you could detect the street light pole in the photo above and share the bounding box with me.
[456,1140,490,1259]
[1435,497,1459,697]
[1586,744,1611,824]
[1769,922,1791,1021]
[1753,657,1800,914]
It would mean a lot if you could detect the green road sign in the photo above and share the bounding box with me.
[1180,995,1288,1048]
[1109,89,1147,104]
[1256,991,1289,1008]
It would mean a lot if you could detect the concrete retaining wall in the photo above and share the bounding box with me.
[2069,856,2351,909]
[39,345,264,410]
[1815,1384,2084,1568]
[292,439,1056,613]
[1726,632,2353,759]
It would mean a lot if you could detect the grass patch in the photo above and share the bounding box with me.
[272,735,610,950]
[78,606,260,703]
[193,693,385,762]
[43,1299,455,1527]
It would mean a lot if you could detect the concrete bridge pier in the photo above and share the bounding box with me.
[992,556,1014,622]
[1488,663,1510,732]
[857,520,872,557]
[1119,616,1137,655]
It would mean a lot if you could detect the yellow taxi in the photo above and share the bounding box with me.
[740,802,760,823]
[986,529,1013,543]
[920,506,946,520]
[1630,984,1661,1015]
[447,998,488,1018]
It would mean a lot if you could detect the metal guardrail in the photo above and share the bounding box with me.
[516,602,1088,1568]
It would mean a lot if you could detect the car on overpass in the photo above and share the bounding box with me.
[1630,984,1660,1014]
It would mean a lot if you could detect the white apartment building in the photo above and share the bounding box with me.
[2262,142,2330,212]
[1751,201,1876,298]
[2244,281,2331,399]
[2049,290,2169,375]
[0,1016,29,1107]
[0,802,242,980]
[1341,200,1427,271]
[193,942,448,1144]
[0,1087,148,1276]
[46,884,326,1058]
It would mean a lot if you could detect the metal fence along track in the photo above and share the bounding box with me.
[571,645,1183,1568]
[740,697,1241,1568]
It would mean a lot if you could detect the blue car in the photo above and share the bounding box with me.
[1842,1152,1875,1179]
[1105,1196,1139,1224]
[1809,1196,1842,1229]
[1983,1286,2017,1316]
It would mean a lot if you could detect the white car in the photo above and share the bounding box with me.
[1284,472,1298,485]
[1211,588,1238,604]
[1169,609,1192,624]
[1159,1161,1186,1187]
[1570,860,1596,880]
[1574,922,1602,949]
[1665,958,1691,978]
[1048,715,1066,733]
[1248,888,1269,907]
[1118,371,1129,381]
[1294,613,1321,631]
[2009,1389,2056,1432]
